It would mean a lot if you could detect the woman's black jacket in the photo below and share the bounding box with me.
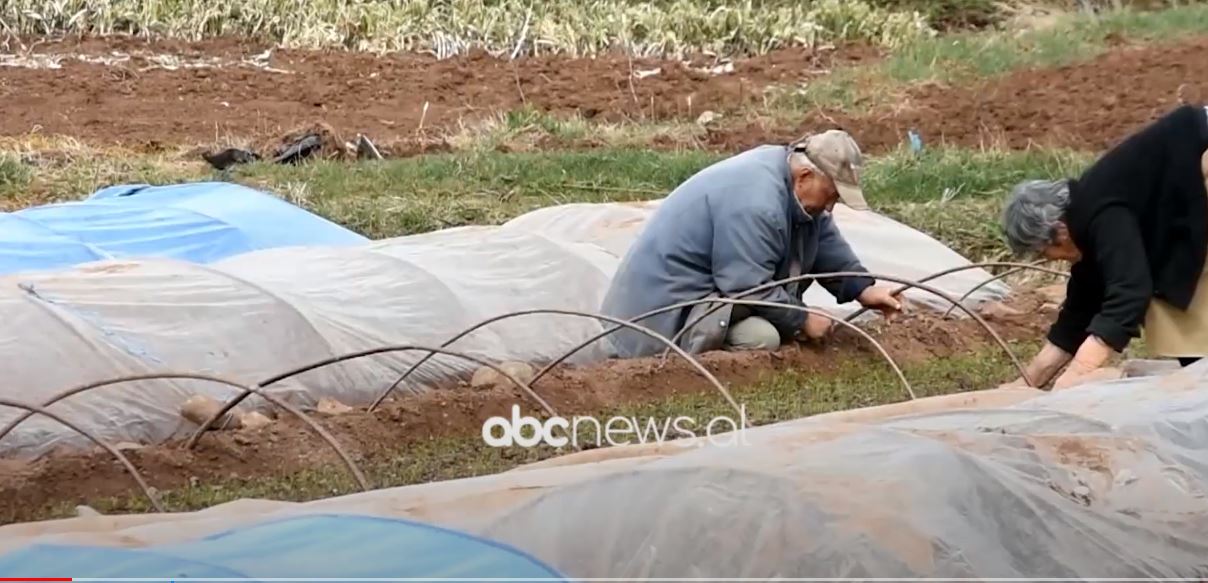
[1047,104,1208,354]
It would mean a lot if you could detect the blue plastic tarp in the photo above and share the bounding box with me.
[0,182,368,275]
[0,513,568,580]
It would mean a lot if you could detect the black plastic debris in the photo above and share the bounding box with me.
[202,148,260,171]
[273,133,325,165]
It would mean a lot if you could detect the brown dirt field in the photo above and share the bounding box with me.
[0,290,1054,524]
[0,36,878,152]
[712,36,1208,153]
[4,35,1208,155]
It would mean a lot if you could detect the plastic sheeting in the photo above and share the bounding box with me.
[0,514,566,580]
[2,367,1207,579]
[0,200,1008,456]
[507,201,1003,316]
[0,182,367,275]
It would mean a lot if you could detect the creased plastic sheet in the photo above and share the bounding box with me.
[0,182,368,275]
[2,367,1207,579]
[0,200,1007,457]
[506,199,1009,317]
[0,514,567,580]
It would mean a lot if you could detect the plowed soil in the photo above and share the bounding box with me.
[713,35,1208,153]
[4,35,1208,154]
[0,291,1054,524]
[0,36,877,151]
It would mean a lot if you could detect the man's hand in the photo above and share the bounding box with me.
[857,285,903,318]
[801,312,833,340]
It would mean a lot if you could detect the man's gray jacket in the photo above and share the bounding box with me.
[599,144,875,358]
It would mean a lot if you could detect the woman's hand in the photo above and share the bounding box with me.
[1051,360,1099,390]
[1052,363,1124,390]
[1014,341,1073,388]
[1051,335,1116,390]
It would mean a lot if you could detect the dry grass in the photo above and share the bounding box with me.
[0,135,202,210]
[1,0,933,58]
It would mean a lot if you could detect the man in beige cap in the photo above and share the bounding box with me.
[600,130,902,358]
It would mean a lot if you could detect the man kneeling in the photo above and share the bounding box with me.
[600,130,902,358]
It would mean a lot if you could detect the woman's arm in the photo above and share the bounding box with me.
[1008,258,1099,388]
[1012,341,1073,388]
[1050,207,1152,388]
[1079,207,1153,351]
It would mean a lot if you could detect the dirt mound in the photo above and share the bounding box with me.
[711,36,1208,153]
[0,290,1054,524]
[0,37,875,150]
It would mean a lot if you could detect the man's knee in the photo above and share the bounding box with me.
[725,316,782,351]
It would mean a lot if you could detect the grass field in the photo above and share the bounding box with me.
[770,2,1208,113]
[1,141,1092,261]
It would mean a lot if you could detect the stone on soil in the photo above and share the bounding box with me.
[74,505,102,517]
[977,301,1024,321]
[471,361,536,388]
[317,398,355,416]
[180,395,241,429]
[1036,283,1066,305]
[240,411,273,430]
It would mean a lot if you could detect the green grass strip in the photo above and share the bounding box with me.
[770,4,1208,112]
[1,145,1093,261]
[29,341,1031,523]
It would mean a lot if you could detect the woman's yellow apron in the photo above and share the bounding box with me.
[1143,150,1208,357]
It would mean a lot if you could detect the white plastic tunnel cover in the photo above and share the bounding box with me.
[474,368,1208,578]
[1,368,1206,578]
[0,200,1008,456]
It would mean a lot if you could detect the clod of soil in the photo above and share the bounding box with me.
[977,300,1024,321]
[471,361,537,389]
[316,398,355,416]
[241,412,274,429]
[1036,284,1066,305]
[180,395,240,429]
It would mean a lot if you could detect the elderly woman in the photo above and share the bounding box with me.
[1002,104,1208,389]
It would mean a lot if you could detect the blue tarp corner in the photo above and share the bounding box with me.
[0,182,369,276]
[0,513,569,580]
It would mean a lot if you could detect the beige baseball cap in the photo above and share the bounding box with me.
[791,129,868,211]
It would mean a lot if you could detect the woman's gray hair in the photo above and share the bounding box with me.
[1002,179,1071,256]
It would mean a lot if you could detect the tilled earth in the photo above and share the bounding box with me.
[0,36,875,151]
[3,35,1207,154]
[713,35,1208,153]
